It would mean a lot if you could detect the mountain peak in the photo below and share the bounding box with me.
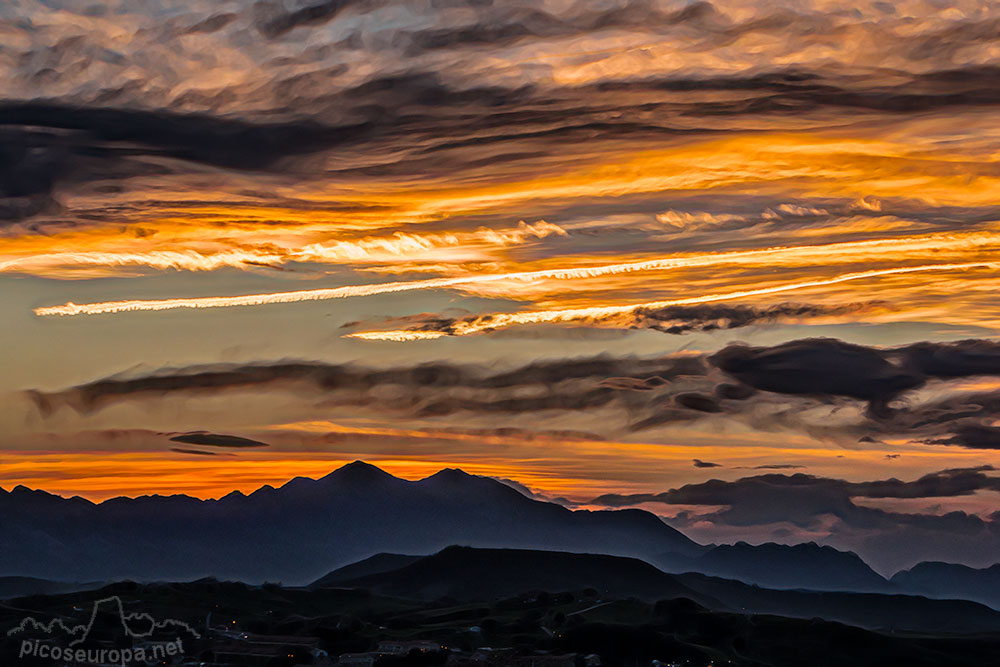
[418,468,526,500]
[248,483,276,498]
[10,485,64,501]
[319,460,400,485]
[421,467,474,483]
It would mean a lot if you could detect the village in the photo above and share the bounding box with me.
[181,630,617,667]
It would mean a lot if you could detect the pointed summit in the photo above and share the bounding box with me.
[418,467,525,500]
[419,467,497,492]
[421,467,473,483]
[319,461,402,486]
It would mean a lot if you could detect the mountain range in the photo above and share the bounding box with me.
[0,462,699,584]
[1,461,996,610]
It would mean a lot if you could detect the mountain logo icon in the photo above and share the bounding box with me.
[8,595,201,646]
[9,595,200,665]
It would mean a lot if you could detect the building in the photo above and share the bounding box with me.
[339,652,381,666]
[378,640,443,655]
[211,633,322,663]
[510,654,578,667]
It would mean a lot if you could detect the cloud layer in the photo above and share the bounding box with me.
[591,466,1000,573]
[27,337,1000,457]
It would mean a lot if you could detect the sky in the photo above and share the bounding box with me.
[3,0,1000,571]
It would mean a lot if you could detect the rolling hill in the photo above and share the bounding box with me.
[319,546,1000,634]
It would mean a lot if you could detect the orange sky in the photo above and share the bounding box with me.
[3,0,1000,512]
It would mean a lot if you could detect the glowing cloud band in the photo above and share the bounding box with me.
[34,232,1000,317]
[345,262,1000,340]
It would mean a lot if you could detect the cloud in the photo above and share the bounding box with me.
[397,1,718,55]
[693,459,722,468]
[590,467,1000,572]
[27,354,708,424]
[41,228,962,315]
[491,476,576,506]
[922,423,1000,450]
[605,339,1000,445]
[168,431,271,448]
[342,262,993,340]
[592,467,1000,508]
[709,338,924,410]
[901,339,1000,378]
[342,302,883,338]
[9,4,1000,227]
[709,338,1000,417]
[0,101,375,221]
[28,337,1000,449]
[256,0,378,39]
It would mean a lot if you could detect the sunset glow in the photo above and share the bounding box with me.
[4,0,1000,573]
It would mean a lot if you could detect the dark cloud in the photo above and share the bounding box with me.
[674,392,722,413]
[593,467,1000,508]
[168,431,271,448]
[30,337,1000,445]
[636,303,881,335]
[708,338,1000,419]
[342,302,882,338]
[256,0,377,39]
[0,102,376,221]
[11,57,1000,224]
[899,339,1000,378]
[184,13,238,34]
[27,354,707,422]
[0,105,339,169]
[590,468,1000,572]
[693,459,722,468]
[709,338,923,409]
[923,423,1000,450]
[851,466,1000,498]
[713,383,757,400]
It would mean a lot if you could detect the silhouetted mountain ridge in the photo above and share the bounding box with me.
[662,541,892,593]
[5,462,981,606]
[891,561,1000,610]
[312,553,424,587]
[0,462,700,584]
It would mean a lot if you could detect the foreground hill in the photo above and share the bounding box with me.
[0,462,700,584]
[318,546,716,606]
[0,576,103,600]
[318,546,1000,634]
[312,552,423,587]
[2,579,998,667]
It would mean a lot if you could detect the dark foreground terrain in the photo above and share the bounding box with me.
[2,548,999,667]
